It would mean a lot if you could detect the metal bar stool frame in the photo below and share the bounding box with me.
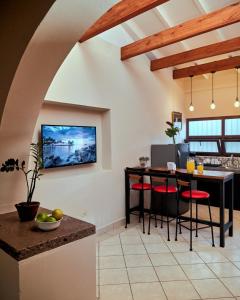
[148,170,177,241]
[175,171,215,251]
[125,167,151,234]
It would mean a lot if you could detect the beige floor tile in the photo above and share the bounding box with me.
[99,256,125,269]
[167,241,190,252]
[221,277,240,296]
[181,263,216,280]
[141,233,163,244]
[149,253,178,266]
[122,244,147,255]
[120,235,142,245]
[120,228,140,236]
[197,250,229,263]
[155,265,187,281]
[125,254,151,267]
[162,280,200,300]
[204,298,235,300]
[100,235,121,246]
[234,261,240,269]
[131,282,167,300]
[100,269,129,285]
[173,252,203,264]
[96,285,99,298]
[99,245,123,256]
[127,267,158,283]
[145,243,169,254]
[207,262,240,277]
[100,284,132,300]
[222,249,240,262]
[191,278,232,298]
[96,255,99,269]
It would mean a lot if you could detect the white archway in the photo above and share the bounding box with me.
[0,0,108,212]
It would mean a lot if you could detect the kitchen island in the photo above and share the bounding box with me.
[0,208,96,300]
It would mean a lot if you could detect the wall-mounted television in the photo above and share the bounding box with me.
[41,125,97,169]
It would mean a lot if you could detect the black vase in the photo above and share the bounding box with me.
[15,201,40,221]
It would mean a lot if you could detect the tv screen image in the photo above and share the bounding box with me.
[41,125,96,168]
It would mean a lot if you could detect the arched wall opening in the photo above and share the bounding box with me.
[0,1,186,229]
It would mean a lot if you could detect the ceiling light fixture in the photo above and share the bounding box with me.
[210,71,216,110]
[189,75,194,112]
[234,66,240,108]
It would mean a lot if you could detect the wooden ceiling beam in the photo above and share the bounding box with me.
[151,37,240,71]
[121,2,240,60]
[173,56,240,79]
[79,0,169,43]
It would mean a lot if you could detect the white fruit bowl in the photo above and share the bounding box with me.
[35,216,63,231]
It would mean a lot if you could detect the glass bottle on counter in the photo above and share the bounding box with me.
[186,157,195,174]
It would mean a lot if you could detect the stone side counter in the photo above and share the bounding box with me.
[0,208,96,300]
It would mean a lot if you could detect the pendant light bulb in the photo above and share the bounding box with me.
[189,104,194,112]
[234,97,240,108]
[210,101,216,110]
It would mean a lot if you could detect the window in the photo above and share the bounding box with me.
[189,120,222,136]
[186,116,240,155]
[189,141,219,153]
[225,118,240,136]
[224,142,240,154]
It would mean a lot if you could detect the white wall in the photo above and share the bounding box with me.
[184,70,240,118]
[34,39,185,229]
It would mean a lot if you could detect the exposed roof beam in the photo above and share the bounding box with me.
[151,37,240,71]
[173,56,240,79]
[79,0,169,42]
[121,2,240,60]
[193,0,225,41]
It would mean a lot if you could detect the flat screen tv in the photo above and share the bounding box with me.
[41,125,97,169]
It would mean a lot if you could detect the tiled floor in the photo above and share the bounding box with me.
[96,205,240,300]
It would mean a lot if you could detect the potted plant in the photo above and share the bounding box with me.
[0,143,43,221]
[165,121,180,144]
[139,156,149,168]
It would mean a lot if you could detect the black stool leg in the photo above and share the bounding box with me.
[138,190,141,223]
[140,190,145,234]
[190,199,193,251]
[196,200,198,237]
[208,198,215,247]
[155,215,157,228]
[148,192,153,235]
[166,194,170,241]
[175,193,179,241]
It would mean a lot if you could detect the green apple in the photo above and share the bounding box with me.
[45,216,57,222]
[36,213,48,222]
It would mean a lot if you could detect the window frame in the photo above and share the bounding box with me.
[186,115,240,156]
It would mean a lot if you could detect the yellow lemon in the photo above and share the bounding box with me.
[52,209,63,220]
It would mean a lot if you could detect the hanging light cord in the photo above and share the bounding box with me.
[211,71,215,103]
[190,75,193,105]
[237,67,239,100]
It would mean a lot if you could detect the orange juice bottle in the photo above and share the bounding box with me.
[197,162,204,174]
[187,158,195,174]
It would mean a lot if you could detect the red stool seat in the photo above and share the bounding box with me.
[182,190,210,199]
[154,185,177,193]
[132,183,151,190]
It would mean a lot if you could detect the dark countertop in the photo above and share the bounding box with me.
[0,208,95,261]
[205,166,240,174]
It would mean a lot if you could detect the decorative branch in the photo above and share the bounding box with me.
[0,143,43,204]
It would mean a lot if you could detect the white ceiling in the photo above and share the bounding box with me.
[99,0,240,69]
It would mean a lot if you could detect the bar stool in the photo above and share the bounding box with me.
[148,170,177,241]
[125,167,151,233]
[175,171,215,251]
